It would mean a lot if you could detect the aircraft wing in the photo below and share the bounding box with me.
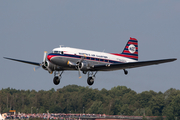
[90,58,177,71]
[4,57,41,66]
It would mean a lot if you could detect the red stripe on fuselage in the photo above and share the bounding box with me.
[111,53,138,59]
[47,54,123,63]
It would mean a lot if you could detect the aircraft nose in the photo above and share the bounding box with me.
[47,54,53,61]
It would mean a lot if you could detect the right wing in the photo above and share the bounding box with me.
[90,58,177,71]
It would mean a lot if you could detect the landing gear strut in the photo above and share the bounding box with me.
[87,71,97,86]
[53,71,64,85]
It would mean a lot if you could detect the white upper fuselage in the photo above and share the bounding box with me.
[53,46,136,62]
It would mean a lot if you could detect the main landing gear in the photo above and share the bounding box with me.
[87,71,97,86]
[52,70,97,86]
[53,71,64,85]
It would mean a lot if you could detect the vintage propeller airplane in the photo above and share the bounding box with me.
[4,37,176,86]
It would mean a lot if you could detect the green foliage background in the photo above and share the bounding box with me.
[0,85,180,119]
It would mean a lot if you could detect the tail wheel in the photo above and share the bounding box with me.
[53,76,60,85]
[87,77,94,85]
[123,69,128,75]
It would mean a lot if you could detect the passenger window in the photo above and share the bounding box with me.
[96,58,99,61]
[99,59,102,62]
[61,51,64,54]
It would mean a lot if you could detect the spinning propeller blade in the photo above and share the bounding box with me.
[34,66,41,71]
[77,54,86,78]
[78,65,82,78]
[43,51,47,63]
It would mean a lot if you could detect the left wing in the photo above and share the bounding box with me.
[90,58,177,71]
[3,57,41,66]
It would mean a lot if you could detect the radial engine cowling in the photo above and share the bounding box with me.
[42,61,54,73]
[79,61,89,71]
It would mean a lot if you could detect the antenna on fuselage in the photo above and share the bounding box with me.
[59,45,64,48]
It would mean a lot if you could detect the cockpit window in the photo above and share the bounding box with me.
[53,51,60,54]
[53,51,64,54]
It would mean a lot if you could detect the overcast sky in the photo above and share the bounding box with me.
[0,0,179,93]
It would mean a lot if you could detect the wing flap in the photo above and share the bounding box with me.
[4,57,41,66]
[90,58,177,71]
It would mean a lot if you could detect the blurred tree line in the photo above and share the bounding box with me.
[0,85,180,119]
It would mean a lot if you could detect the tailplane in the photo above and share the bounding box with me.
[121,37,138,61]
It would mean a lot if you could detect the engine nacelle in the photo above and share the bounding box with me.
[79,61,89,71]
[42,61,54,73]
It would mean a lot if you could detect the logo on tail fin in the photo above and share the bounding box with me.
[128,44,136,53]
[121,37,138,61]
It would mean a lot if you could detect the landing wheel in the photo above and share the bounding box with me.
[87,77,94,85]
[53,76,60,85]
[123,69,128,75]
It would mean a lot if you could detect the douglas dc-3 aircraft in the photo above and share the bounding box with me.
[4,38,176,86]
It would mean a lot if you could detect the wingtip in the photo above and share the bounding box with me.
[3,57,13,60]
[171,58,177,61]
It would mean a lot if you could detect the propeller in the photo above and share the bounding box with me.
[34,51,52,74]
[42,51,47,67]
[76,55,86,78]
[33,51,47,71]
[43,51,47,63]
[33,66,41,71]
[67,54,86,78]
[77,62,82,78]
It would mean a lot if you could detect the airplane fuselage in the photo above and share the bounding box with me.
[47,47,137,71]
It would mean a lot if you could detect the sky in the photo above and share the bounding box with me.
[0,0,179,93]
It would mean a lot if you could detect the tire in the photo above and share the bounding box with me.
[87,77,94,85]
[53,76,60,85]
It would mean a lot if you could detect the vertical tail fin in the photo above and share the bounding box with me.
[121,37,138,61]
